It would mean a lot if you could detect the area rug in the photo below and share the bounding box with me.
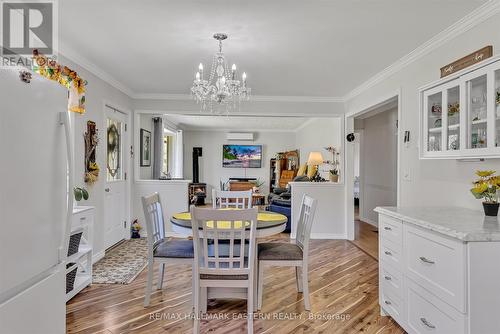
[92,238,148,284]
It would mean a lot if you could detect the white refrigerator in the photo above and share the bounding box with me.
[0,68,74,334]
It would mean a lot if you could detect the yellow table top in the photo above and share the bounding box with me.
[170,210,287,230]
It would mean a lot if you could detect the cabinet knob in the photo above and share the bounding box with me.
[384,275,392,281]
[384,251,392,256]
[419,256,435,264]
[105,188,110,192]
[384,226,392,231]
[384,300,392,305]
[420,317,436,329]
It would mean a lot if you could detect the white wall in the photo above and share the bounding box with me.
[60,55,133,260]
[295,118,342,179]
[183,131,297,201]
[355,108,398,224]
[345,12,500,211]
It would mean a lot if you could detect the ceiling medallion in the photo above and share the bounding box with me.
[190,33,251,113]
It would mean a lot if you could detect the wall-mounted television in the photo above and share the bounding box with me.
[223,144,262,168]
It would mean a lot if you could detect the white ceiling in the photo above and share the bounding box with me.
[164,114,313,131]
[59,0,487,98]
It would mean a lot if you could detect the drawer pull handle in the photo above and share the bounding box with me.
[80,217,86,220]
[420,317,436,329]
[384,251,392,256]
[419,256,435,264]
[384,300,391,305]
[384,275,392,281]
[384,226,392,231]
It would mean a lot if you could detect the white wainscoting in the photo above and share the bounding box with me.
[290,182,346,239]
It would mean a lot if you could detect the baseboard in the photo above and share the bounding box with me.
[360,216,378,228]
[310,233,348,239]
[92,250,105,264]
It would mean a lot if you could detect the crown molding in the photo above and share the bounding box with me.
[59,42,134,97]
[343,0,500,102]
[132,93,344,103]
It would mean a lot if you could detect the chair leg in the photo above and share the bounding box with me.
[296,267,303,293]
[157,262,165,290]
[200,287,207,313]
[144,259,154,307]
[302,264,310,311]
[247,280,254,334]
[257,261,264,310]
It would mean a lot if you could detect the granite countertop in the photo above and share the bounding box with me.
[374,206,500,242]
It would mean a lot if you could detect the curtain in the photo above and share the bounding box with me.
[173,130,183,178]
[152,117,163,179]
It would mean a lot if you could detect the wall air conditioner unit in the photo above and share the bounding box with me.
[226,132,254,141]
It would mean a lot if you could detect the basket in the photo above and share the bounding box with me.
[67,231,83,256]
[66,263,77,293]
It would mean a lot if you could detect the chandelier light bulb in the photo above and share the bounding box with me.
[195,72,200,81]
[198,63,203,71]
[242,72,247,82]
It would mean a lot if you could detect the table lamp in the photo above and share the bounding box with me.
[307,151,324,181]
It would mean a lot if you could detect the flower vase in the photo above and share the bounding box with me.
[483,202,499,216]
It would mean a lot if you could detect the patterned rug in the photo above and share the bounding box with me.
[92,238,148,284]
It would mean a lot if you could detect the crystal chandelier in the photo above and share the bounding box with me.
[191,33,250,113]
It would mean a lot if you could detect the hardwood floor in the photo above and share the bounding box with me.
[350,220,379,260]
[67,234,404,334]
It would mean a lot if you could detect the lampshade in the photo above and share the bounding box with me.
[307,151,324,166]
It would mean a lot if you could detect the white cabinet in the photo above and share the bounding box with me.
[66,206,94,302]
[420,56,500,159]
[378,209,500,334]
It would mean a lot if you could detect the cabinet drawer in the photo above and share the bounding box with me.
[380,260,403,298]
[379,238,402,270]
[379,215,402,245]
[407,280,465,334]
[405,224,466,312]
[380,288,404,324]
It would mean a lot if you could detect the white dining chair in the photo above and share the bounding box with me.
[141,193,194,307]
[257,194,317,311]
[212,189,253,209]
[190,205,258,334]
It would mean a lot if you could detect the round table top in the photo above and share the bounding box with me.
[170,210,287,230]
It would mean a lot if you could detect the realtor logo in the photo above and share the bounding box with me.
[1,0,57,58]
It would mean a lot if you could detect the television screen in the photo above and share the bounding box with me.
[223,145,262,168]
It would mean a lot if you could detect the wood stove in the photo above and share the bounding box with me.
[189,147,206,205]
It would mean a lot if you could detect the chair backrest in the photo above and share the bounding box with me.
[212,189,253,209]
[141,193,166,254]
[295,194,317,255]
[190,206,258,277]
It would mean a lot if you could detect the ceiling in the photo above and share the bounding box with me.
[164,114,312,131]
[59,0,488,98]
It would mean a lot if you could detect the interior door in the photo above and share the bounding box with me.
[104,106,128,249]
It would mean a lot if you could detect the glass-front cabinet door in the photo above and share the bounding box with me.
[495,68,500,147]
[445,84,461,151]
[466,73,488,150]
[425,89,443,153]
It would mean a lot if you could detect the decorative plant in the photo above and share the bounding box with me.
[253,178,265,189]
[470,170,499,203]
[73,186,89,202]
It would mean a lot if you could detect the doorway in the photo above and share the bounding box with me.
[345,92,401,249]
[104,105,130,249]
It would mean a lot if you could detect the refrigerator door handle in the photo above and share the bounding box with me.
[59,111,74,263]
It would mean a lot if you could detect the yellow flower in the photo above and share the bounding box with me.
[476,170,495,178]
[472,183,488,194]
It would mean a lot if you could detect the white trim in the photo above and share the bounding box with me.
[92,250,105,264]
[344,0,500,101]
[132,93,344,103]
[310,233,347,240]
[59,42,134,97]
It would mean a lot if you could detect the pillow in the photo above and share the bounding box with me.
[297,164,308,176]
[306,165,317,179]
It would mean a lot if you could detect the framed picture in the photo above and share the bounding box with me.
[140,129,151,167]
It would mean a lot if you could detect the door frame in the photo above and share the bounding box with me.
[103,100,132,243]
[344,88,402,240]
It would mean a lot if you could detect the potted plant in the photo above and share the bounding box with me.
[73,186,89,202]
[470,170,500,216]
[329,169,339,183]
